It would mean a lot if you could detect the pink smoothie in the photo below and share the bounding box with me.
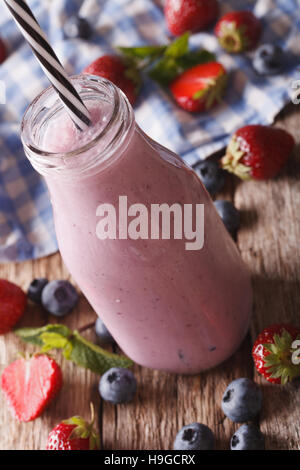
[30,79,252,374]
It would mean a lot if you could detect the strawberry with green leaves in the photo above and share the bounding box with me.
[169,61,227,112]
[215,10,261,53]
[165,0,219,36]
[47,406,100,450]
[221,125,295,180]
[1,354,62,422]
[252,324,300,385]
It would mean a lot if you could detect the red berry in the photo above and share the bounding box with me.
[221,125,295,180]
[0,38,6,64]
[83,55,140,106]
[215,11,261,53]
[47,411,99,450]
[252,324,300,384]
[1,355,62,421]
[0,279,27,334]
[170,61,227,112]
[165,0,219,36]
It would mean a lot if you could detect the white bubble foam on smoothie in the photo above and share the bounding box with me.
[41,101,112,154]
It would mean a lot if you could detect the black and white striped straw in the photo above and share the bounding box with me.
[4,0,91,131]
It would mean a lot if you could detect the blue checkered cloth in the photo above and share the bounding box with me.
[0,0,299,262]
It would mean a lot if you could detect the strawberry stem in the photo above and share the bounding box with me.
[221,136,251,180]
[263,330,300,384]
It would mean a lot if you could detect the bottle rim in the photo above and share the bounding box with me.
[21,74,135,178]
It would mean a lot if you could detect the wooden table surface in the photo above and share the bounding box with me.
[0,104,299,451]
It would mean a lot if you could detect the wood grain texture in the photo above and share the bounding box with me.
[0,105,299,450]
[235,104,300,451]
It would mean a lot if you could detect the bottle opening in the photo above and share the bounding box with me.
[21,74,135,179]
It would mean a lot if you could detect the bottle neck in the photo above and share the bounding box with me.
[21,74,135,180]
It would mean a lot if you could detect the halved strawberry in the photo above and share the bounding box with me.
[1,354,62,421]
[252,324,300,385]
[0,279,27,334]
[169,61,227,112]
[215,11,261,53]
[221,125,295,180]
[83,55,140,106]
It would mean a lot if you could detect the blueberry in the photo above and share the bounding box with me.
[231,424,265,450]
[222,378,262,423]
[174,423,214,450]
[195,160,226,196]
[214,200,240,235]
[27,278,48,303]
[99,367,137,404]
[41,280,78,316]
[95,317,115,345]
[253,44,284,76]
[63,15,92,39]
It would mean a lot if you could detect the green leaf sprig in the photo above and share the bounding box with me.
[15,324,133,375]
[118,32,215,86]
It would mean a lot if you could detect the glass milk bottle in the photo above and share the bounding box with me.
[21,75,252,374]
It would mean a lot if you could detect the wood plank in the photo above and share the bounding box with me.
[102,335,253,450]
[102,365,179,450]
[0,256,100,450]
[0,105,299,450]
[235,104,300,450]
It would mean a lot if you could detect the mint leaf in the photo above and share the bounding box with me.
[117,32,189,71]
[164,32,190,58]
[118,45,167,61]
[67,331,133,374]
[15,324,71,346]
[118,45,167,71]
[15,324,133,375]
[177,49,215,70]
[40,332,70,352]
[118,33,214,86]
[149,57,181,86]
[149,49,215,86]
[118,32,189,63]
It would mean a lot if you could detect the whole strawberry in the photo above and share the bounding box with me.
[252,324,300,384]
[165,0,219,36]
[83,55,140,106]
[221,125,295,180]
[47,409,100,450]
[1,354,62,421]
[0,279,27,334]
[0,38,6,64]
[215,11,261,53]
[170,61,227,112]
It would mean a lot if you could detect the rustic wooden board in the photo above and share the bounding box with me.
[0,104,299,450]
[236,105,300,451]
